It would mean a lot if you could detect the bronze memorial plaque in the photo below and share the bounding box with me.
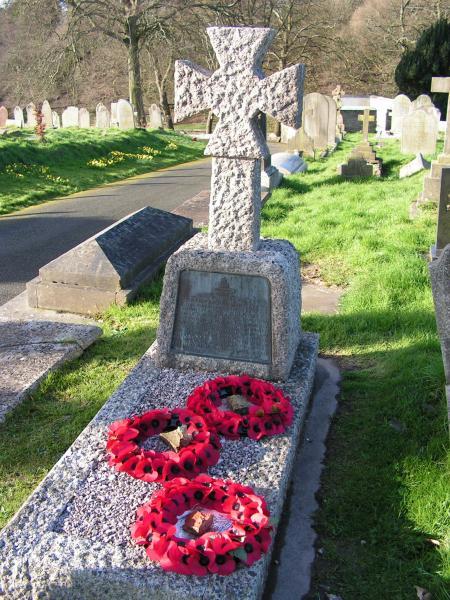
[171,270,272,363]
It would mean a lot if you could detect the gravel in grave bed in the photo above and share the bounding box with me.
[55,367,298,548]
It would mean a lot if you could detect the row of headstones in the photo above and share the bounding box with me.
[391,93,441,155]
[281,91,342,156]
[0,100,164,130]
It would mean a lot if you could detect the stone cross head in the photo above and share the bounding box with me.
[431,77,450,154]
[174,27,305,160]
[359,108,375,141]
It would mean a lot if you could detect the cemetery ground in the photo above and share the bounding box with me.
[0,128,205,215]
[0,134,449,598]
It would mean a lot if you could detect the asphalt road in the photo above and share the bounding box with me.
[0,158,211,305]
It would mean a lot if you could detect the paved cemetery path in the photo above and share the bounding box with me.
[0,157,212,305]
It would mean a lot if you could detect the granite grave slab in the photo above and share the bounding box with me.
[28,207,194,315]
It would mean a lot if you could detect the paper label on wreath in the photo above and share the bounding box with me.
[159,425,193,451]
[175,508,232,540]
[226,394,252,414]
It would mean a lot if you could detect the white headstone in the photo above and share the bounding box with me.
[26,103,36,127]
[14,106,24,128]
[96,103,110,129]
[149,103,164,129]
[0,106,7,128]
[271,151,308,175]
[401,108,438,154]
[42,100,52,128]
[411,94,433,111]
[52,111,61,129]
[111,102,118,126]
[117,99,135,130]
[79,108,90,128]
[391,94,411,135]
[62,106,79,128]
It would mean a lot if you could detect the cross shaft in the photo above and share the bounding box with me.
[358,109,375,142]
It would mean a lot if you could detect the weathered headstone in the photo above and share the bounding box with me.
[325,95,337,147]
[411,94,433,111]
[13,106,24,128]
[0,106,8,128]
[431,168,450,259]
[421,77,450,202]
[79,107,90,128]
[399,153,430,178]
[401,108,438,155]
[429,243,450,422]
[41,100,52,127]
[287,126,314,157]
[95,102,110,128]
[332,84,345,138]
[110,102,118,126]
[26,102,37,127]
[117,99,134,130]
[62,106,79,128]
[303,92,329,150]
[52,110,61,129]
[391,94,411,135]
[149,103,163,129]
[156,26,306,380]
[271,151,307,175]
[28,207,195,315]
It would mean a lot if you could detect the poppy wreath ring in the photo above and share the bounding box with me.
[131,475,272,576]
[186,375,294,440]
[106,408,221,482]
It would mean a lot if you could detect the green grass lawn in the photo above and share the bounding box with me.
[0,128,205,215]
[0,134,448,598]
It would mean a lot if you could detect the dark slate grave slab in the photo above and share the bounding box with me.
[429,244,450,422]
[28,207,194,315]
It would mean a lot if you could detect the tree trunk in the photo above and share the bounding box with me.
[160,89,174,130]
[127,16,146,128]
[206,110,214,134]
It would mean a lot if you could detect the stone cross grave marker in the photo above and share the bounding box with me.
[175,26,305,252]
[432,167,450,259]
[429,243,450,422]
[358,108,375,142]
[157,26,305,380]
[431,76,450,155]
[0,106,8,128]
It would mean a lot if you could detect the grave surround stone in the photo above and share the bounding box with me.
[62,106,79,128]
[156,26,307,380]
[0,106,7,127]
[429,244,450,421]
[96,102,110,129]
[27,207,195,315]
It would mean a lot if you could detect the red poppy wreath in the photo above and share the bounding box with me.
[131,475,272,576]
[186,375,294,440]
[106,408,221,482]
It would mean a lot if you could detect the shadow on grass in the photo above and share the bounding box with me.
[301,309,449,597]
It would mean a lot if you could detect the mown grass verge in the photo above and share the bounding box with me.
[261,134,449,599]
[0,133,448,598]
[0,128,205,215]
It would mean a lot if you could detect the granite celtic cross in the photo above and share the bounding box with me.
[175,26,305,251]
